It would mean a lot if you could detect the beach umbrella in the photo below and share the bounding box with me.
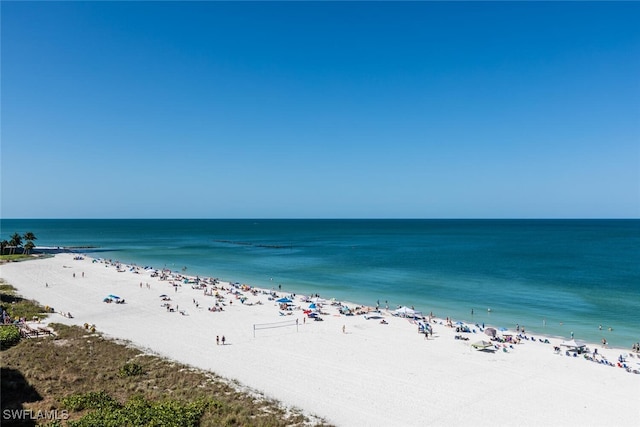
[276,297,292,303]
[108,294,120,299]
[308,303,318,310]
[159,294,168,298]
[484,327,497,337]
[499,327,508,332]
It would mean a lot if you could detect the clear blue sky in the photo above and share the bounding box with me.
[2,1,639,218]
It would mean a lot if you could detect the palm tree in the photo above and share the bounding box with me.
[9,233,23,255]
[24,240,36,255]
[23,232,37,254]
[24,241,35,255]
[0,240,8,255]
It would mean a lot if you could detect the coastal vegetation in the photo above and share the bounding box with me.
[0,325,21,350]
[1,231,38,259]
[0,284,329,426]
[0,282,50,323]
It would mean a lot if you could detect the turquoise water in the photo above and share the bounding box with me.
[2,219,639,348]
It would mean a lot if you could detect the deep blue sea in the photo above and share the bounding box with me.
[2,219,639,348]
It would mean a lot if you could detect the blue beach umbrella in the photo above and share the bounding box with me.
[108,294,120,299]
[276,297,292,303]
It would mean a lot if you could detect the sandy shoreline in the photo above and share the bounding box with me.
[1,253,638,426]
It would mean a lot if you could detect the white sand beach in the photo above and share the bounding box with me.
[1,253,638,426]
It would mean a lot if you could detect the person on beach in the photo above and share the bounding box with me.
[221,335,226,345]
[216,335,219,345]
[342,325,346,334]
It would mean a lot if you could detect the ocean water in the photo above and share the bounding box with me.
[1,219,639,348]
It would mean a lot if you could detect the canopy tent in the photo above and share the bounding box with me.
[393,306,422,318]
[561,339,586,349]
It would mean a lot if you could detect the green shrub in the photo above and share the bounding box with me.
[119,362,144,377]
[66,394,212,427]
[60,391,120,411]
[0,325,21,350]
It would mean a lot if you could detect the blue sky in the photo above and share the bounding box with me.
[2,1,639,218]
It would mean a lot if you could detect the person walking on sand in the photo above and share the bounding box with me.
[342,325,346,334]
[221,335,226,345]
[216,335,219,345]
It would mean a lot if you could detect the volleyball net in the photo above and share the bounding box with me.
[253,318,299,337]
